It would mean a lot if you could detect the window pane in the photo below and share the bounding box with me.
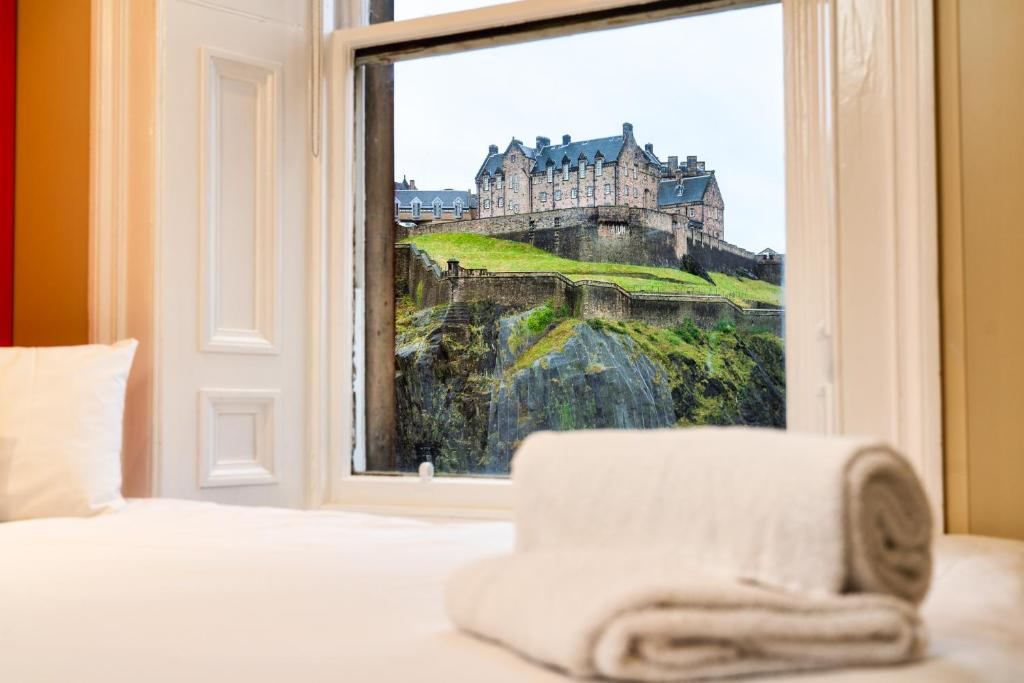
[369,4,786,476]
[394,0,514,21]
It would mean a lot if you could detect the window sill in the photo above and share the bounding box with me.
[326,474,514,520]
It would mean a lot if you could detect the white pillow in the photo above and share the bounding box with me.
[0,339,138,521]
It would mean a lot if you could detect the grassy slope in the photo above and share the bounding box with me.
[401,233,781,307]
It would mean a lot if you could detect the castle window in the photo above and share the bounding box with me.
[496,175,503,190]
[454,198,463,217]
[547,165,553,183]
[511,175,518,190]
[586,186,594,197]
[509,154,516,163]
[432,198,443,218]
[595,158,603,176]
[411,198,421,218]
[562,161,569,180]
[688,207,696,217]
[578,160,586,178]
[394,199,400,217]
[484,199,490,209]
[483,176,490,191]
[633,187,638,198]
[604,183,611,195]
[554,190,562,200]
[571,188,578,198]
[540,191,547,202]
[497,197,504,208]
[633,164,638,179]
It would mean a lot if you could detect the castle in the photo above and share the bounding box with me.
[474,122,725,240]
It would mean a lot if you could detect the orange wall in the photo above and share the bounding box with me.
[938,0,1024,540]
[13,0,91,346]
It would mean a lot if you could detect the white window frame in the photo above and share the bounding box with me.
[578,159,586,178]
[317,0,942,523]
[483,175,489,191]
[454,197,463,217]
[432,197,443,218]
[546,165,553,182]
[410,196,421,218]
[596,157,603,176]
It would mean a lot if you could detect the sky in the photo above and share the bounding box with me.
[391,2,785,252]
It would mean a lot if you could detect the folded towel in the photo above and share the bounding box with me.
[446,549,926,681]
[514,427,933,603]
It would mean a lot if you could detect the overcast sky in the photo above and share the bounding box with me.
[392,2,785,252]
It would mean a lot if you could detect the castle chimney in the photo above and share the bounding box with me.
[408,179,417,190]
[687,155,697,164]
[622,122,633,136]
[488,144,499,155]
[644,143,654,153]
[536,136,550,148]
[668,155,678,171]
[562,134,571,145]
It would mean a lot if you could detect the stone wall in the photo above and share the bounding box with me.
[404,205,775,282]
[396,244,783,335]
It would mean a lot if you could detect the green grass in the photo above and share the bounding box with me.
[401,233,781,307]
[508,319,579,374]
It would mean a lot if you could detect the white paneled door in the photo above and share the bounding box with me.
[159,0,309,506]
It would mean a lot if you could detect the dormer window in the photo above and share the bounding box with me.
[454,198,463,217]
[595,158,603,176]
[395,198,400,217]
[411,197,421,218]
[509,154,516,163]
[579,159,587,179]
[547,165,554,183]
[562,161,570,180]
[432,198,443,218]
[496,174,503,190]
[483,176,490,191]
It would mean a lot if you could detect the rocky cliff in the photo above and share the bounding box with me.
[394,299,784,474]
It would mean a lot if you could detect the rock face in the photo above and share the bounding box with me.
[394,301,785,475]
[485,324,675,472]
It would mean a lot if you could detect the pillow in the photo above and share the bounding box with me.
[0,340,138,521]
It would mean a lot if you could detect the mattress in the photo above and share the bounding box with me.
[0,499,1022,682]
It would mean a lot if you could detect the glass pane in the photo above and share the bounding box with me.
[364,3,785,476]
[394,0,516,22]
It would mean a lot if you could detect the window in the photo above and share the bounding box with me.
[633,164,638,179]
[624,185,630,197]
[394,199,400,217]
[454,198,463,217]
[483,176,490,191]
[484,199,491,209]
[688,207,695,217]
[350,1,792,488]
[432,198,443,218]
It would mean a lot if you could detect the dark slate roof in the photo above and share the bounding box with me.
[657,174,713,207]
[532,136,626,172]
[476,140,538,179]
[395,190,475,210]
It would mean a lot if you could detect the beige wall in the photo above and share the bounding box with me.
[938,0,1024,539]
[13,0,91,346]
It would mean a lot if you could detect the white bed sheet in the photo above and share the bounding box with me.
[0,499,1022,682]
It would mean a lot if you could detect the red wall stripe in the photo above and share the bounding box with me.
[0,0,14,346]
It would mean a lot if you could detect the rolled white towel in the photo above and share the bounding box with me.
[446,549,926,681]
[514,427,933,603]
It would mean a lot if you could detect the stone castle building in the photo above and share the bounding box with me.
[473,122,726,240]
[394,176,477,224]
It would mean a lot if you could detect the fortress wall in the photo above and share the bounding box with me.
[396,244,782,335]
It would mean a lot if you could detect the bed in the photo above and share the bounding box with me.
[1,499,1022,682]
